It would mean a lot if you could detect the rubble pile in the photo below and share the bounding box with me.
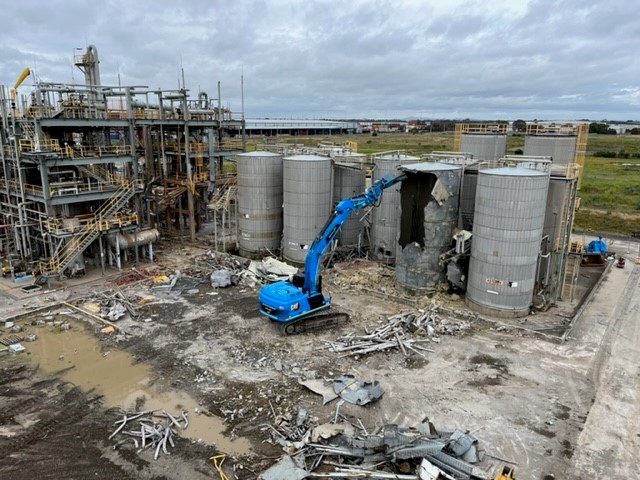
[260,412,495,480]
[153,251,298,290]
[330,261,396,291]
[327,305,472,357]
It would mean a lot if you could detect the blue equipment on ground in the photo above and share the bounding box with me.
[586,236,607,254]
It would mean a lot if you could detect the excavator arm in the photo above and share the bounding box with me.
[258,172,406,329]
[302,172,406,294]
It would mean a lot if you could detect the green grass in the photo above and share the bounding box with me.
[578,156,640,211]
[245,131,640,235]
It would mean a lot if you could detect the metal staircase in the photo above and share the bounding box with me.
[77,164,127,185]
[38,181,136,278]
[20,119,36,142]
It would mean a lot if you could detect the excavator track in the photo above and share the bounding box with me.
[277,311,350,335]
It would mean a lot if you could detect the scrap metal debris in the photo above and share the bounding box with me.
[210,269,233,288]
[300,374,384,406]
[327,306,472,358]
[112,267,158,286]
[109,409,188,459]
[334,374,384,405]
[260,414,494,480]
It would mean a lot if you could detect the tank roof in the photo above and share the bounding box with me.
[400,162,461,172]
[482,166,547,177]
[335,161,362,169]
[237,151,281,157]
[284,154,330,161]
[377,154,420,161]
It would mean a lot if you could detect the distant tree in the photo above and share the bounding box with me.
[512,119,526,133]
[629,127,640,135]
[589,122,613,134]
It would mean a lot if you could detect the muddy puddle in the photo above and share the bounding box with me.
[21,319,251,455]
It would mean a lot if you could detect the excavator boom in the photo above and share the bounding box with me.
[258,172,406,332]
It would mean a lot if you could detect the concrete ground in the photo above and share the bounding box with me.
[0,238,638,479]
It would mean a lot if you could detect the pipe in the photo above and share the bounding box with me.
[107,228,159,250]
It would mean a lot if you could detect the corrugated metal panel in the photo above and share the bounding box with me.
[370,154,419,259]
[333,163,366,246]
[524,135,576,165]
[237,151,283,257]
[467,167,550,316]
[538,176,576,296]
[459,134,506,161]
[395,163,461,291]
[460,169,478,230]
[283,154,332,263]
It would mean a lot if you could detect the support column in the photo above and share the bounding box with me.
[98,234,105,275]
[115,234,122,270]
[187,188,196,242]
[134,231,139,264]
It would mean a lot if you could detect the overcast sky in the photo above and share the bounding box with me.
[1,0,638,121]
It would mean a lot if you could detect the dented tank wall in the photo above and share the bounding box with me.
[395,163,461,292]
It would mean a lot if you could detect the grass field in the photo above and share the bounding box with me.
[247,132,640,236]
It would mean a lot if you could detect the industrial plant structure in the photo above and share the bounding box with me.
[1,48,590,320]
[0,45,244,282]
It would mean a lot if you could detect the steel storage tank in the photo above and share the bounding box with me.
[333,162,366,246]
[459,134,507,161]
[283,154,332,264]
[466,166,550,317]
[524,135,576,165]
[395,162,462,292]
[370,153,420,260]
[237,151,283,258]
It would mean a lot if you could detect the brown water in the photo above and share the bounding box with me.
[24,320,251,455]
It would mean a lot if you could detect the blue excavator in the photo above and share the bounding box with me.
[259,172,407,334]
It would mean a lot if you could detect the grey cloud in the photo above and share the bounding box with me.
[1,0,638,119]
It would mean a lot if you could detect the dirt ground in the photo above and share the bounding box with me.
[0,238,638,480]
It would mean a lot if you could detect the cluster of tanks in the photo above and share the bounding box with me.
[236,128,583,319]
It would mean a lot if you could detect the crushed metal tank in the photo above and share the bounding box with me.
[333,162,366,246]
[370,153,419,260]
[283,154,332,264]
[237,151,283,257]
[395,162,462,292]
[466,166,550,318]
